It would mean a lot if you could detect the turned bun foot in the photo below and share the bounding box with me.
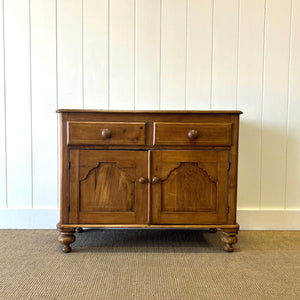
[221,229,238,252]
[58,232,76,253]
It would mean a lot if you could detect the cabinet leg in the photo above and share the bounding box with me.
[221,228,239,252]
[75,227,83,233]
[208,228,218,233]
[58,230,76,253]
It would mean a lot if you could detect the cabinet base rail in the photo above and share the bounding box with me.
[57,223,239,253]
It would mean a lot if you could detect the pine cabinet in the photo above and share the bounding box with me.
[57,110,242,252]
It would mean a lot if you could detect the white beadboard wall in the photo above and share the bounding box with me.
[0,0,299,229]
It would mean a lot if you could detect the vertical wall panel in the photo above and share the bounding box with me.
[0,0,298,224]
[261,0,291,209]
[286,0,300,209]
[160,0,187,109]
[211,0,239,109]
[135,0,160,110]
[186,0,213,110]
[109,0,134,109]
[237,0,265,209]
[57,0,82,108]
[83,0,108,109]
[4,0,32,207]
[31,0,57,208]
[0,0,6,207]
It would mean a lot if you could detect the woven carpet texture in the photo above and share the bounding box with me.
[0,230,299,300]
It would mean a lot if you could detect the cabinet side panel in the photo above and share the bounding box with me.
[228,115,240,224]
[59,114,69,224]
[69,149,79,224]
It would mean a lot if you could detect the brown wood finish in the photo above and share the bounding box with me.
[67,121,146,145]
[228,114,240,224]
[221,227,239,252]
[57,110,242,252]
[150,150,228,224]
[154,122,232,146]
[57,225,75,253]
[60,224,240,229]
[57,109,242,114]
[59,113,69,224]
[69,150,148,224]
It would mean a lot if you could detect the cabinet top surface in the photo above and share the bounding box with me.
[56,109,243,114]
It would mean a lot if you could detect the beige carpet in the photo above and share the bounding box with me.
[0,230,299,300]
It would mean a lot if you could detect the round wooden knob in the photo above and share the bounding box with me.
[101,128,112,139]
[152,176,160,184]
[138,177,147,184]
[188,129,198,140]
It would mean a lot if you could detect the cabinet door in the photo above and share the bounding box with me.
[150,150,229,224]
[69,150,148,224]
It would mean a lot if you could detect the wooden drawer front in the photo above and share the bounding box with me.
[154,122,232,146]
[67,122,146,145]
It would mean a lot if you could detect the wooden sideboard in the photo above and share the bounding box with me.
[57,110,242,252]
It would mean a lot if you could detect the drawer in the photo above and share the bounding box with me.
[67,121,146,145]
[154,122,232,146]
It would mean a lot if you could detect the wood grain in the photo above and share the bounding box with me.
[59,114,70,224]
[58,111,240,251]
[67,121,146,145]
[151,150,228,225]
[154,122,232,146]
[60,224,240,229]
[221,227,239,252]
[69,150,80,224]
[57,109,242,114]
[228,115,239,224]
[161,163,217,212]
[69,150,148,224]
[80,163,135,212]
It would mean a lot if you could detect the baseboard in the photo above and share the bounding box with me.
[0,208,299,230]
[237,210,300,230]
[0,208,59,229]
